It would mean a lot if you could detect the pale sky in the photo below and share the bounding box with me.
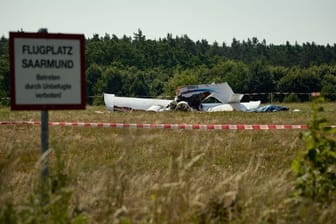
[1,0,335,45]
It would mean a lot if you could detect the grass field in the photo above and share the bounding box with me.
[1,102,336,223]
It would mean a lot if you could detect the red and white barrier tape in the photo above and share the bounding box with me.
[0,121,314,130]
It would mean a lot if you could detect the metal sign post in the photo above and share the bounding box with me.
[40,110,49,177]
[38,29,49,180]
[39,109,49,205]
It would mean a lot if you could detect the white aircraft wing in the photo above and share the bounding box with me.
[104,93,172,112]
[231,101,261,111]
[202,101,260,112]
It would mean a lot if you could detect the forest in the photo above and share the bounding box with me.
[1,29,336,105]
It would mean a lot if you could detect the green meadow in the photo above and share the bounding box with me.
[1,102,336,223]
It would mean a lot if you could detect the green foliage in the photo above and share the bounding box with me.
[277,67,321,101]
[292,97,336,203]
[283,93,300,103]
[0,202,18,224]
[0,54,9,104]
[203,60,249,92]
[163,69,199,96]
[2,33,336,102]
[0,148,87,224]
[86,63,103,104]
[127,70,150,97]
[94,66,124,95]
[321,73,336,101]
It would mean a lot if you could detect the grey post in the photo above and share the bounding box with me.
[39,28,49,178]
[40,110,49,177]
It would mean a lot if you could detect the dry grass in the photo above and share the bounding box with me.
[1,102,336,223]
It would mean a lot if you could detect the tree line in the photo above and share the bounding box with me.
[1,29,336,105]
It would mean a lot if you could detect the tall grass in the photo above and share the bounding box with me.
[1,102,336,223]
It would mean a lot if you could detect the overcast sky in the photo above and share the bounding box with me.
[1,0,335,45]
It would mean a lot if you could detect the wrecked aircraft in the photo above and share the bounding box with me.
[104,82,261,112]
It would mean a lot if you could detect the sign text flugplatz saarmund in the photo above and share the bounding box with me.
[9,32,86,110]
